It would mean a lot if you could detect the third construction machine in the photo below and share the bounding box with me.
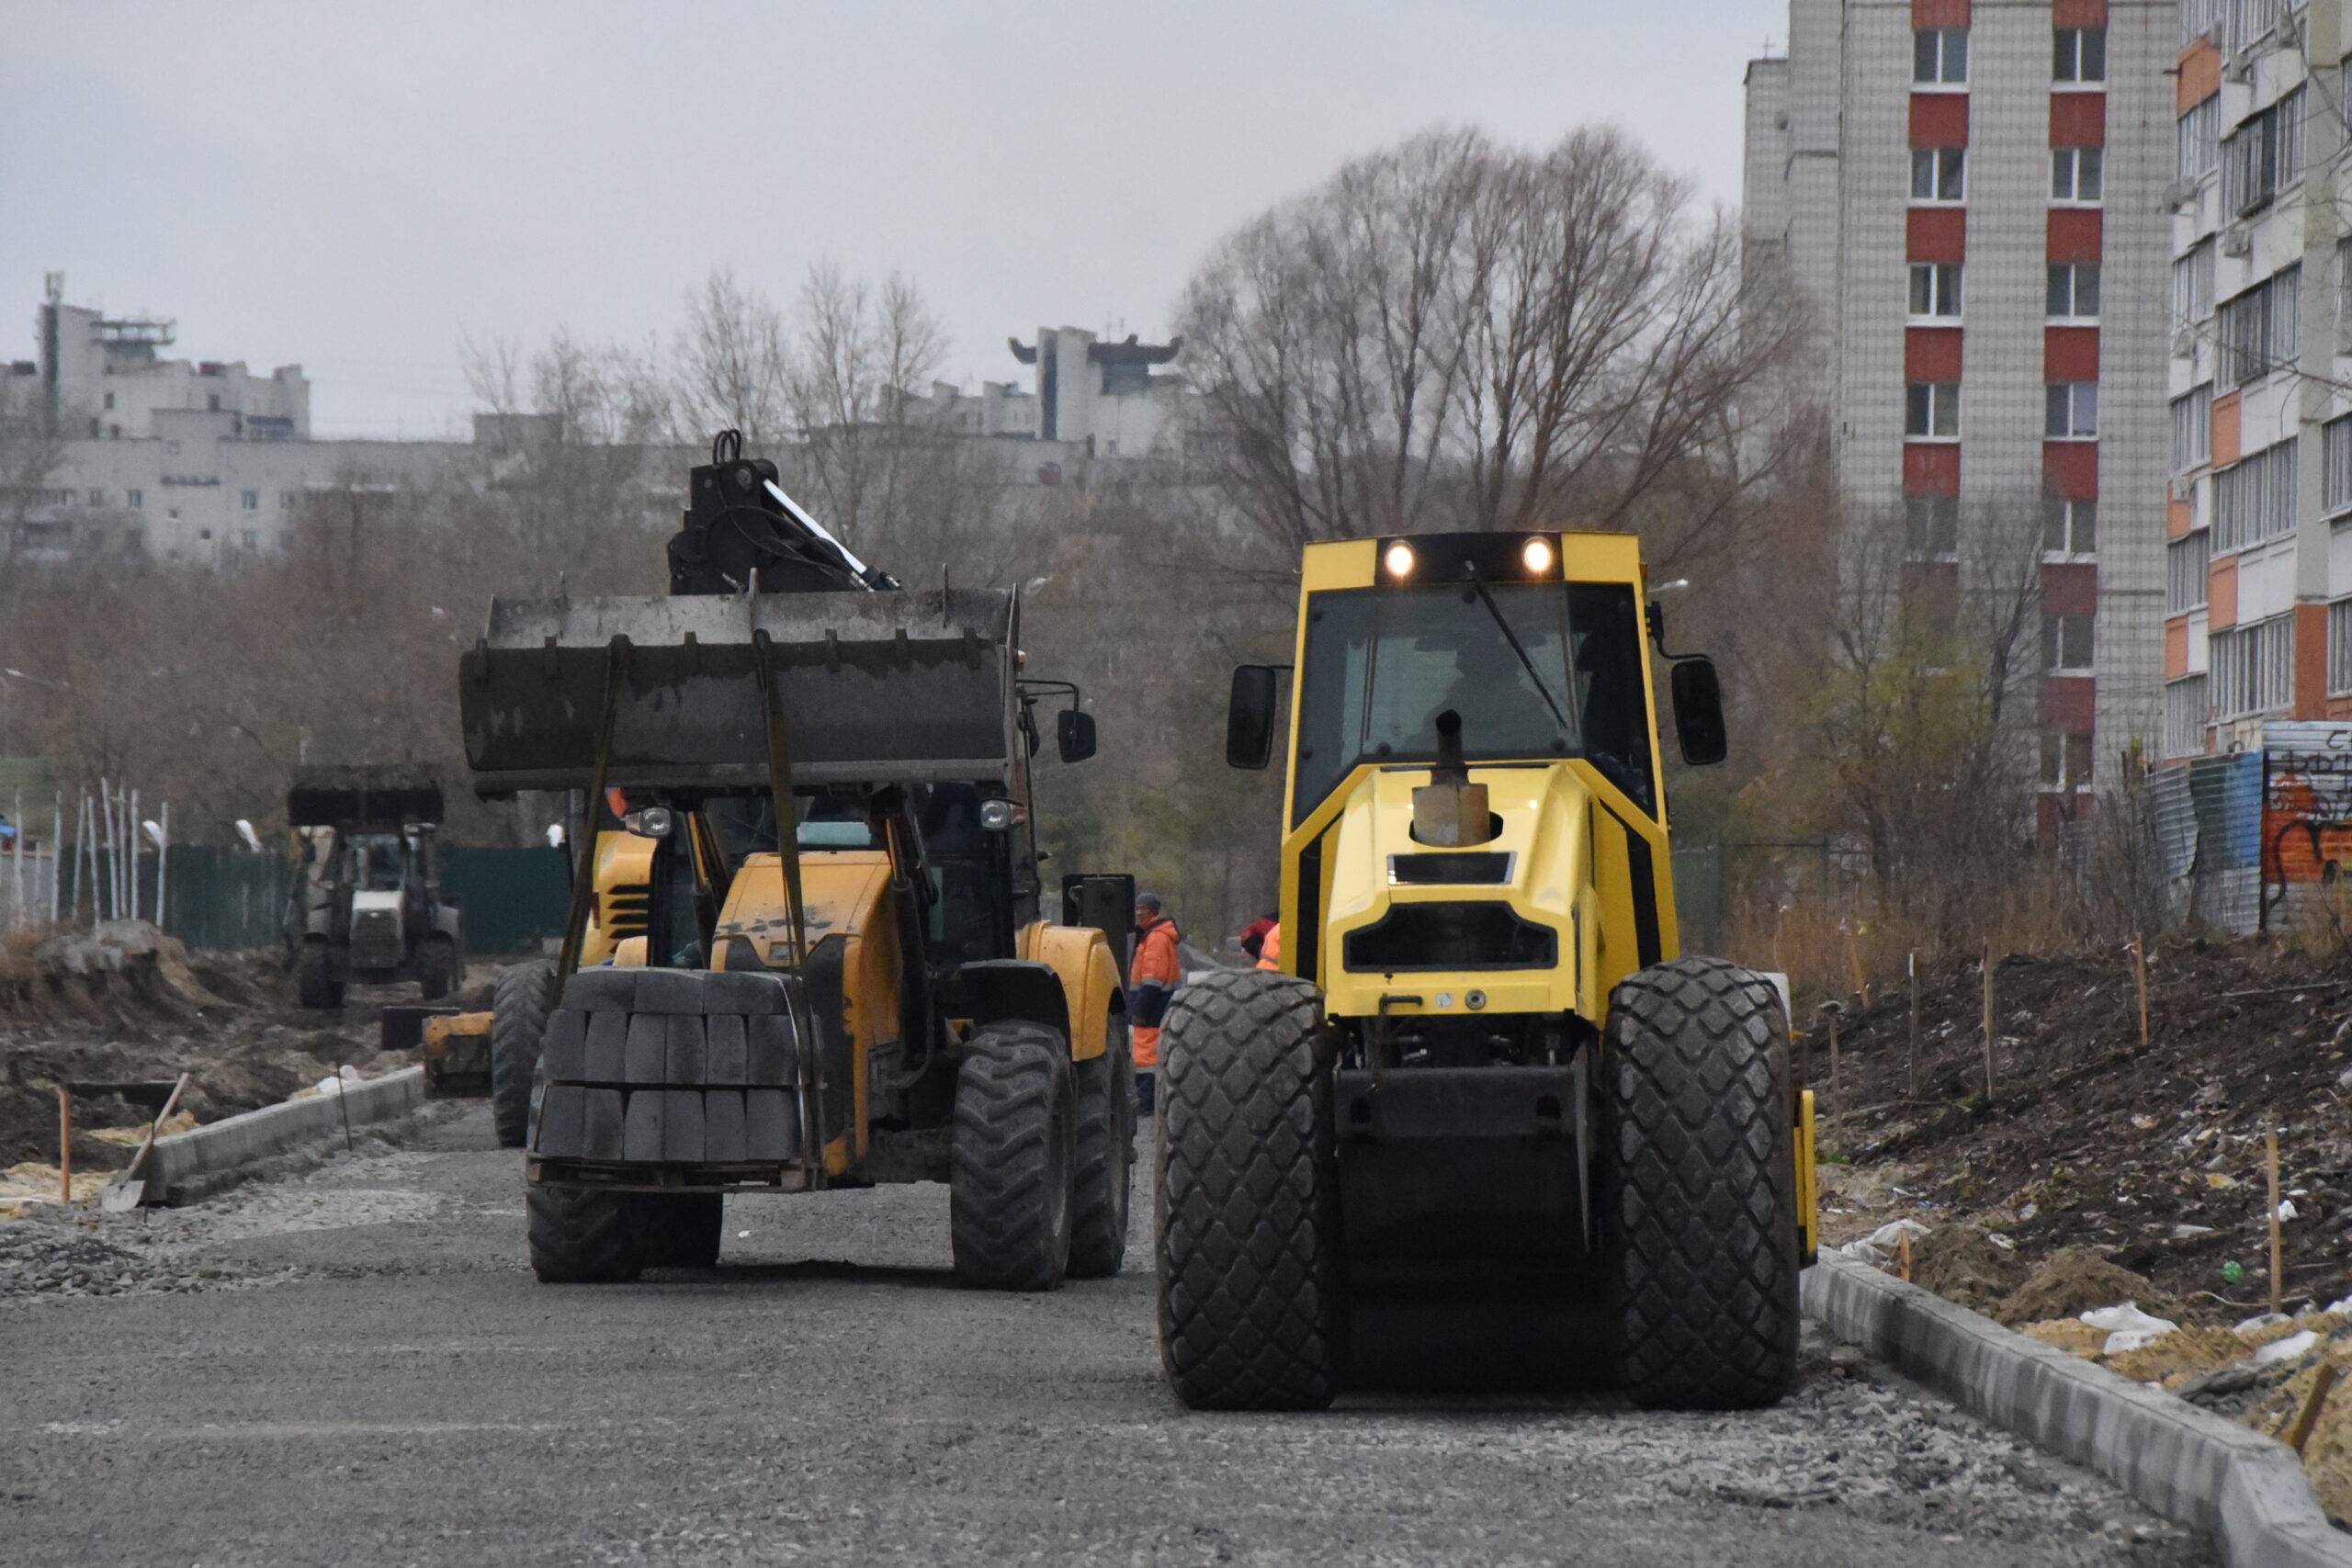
[1157,531,1817,1410]
[460,433,1134,1289]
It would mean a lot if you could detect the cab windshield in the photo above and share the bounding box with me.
[1291,581,1654,823]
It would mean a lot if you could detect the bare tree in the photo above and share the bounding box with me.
[0,374,74,573]
[1177,126,1804,565]
[673,267,791,451]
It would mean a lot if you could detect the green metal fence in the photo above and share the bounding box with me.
[162,847,288,951]
[128,845,570,955]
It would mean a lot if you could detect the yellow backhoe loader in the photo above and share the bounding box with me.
[460,432,1134,1289]
[1156,530,1816,1409]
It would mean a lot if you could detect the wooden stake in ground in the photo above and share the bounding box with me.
[2268,1129,2285,1317]
[1898,1228,1914,1283]
[2131,934,2151,1048]
[2288,1364,2341,1455]
[1982,944,1997,1104]
[1846,925,1867,1007]
[1906,950,1920,1100]
[1829,1006,1842,1098]
[55,1087,71,1201]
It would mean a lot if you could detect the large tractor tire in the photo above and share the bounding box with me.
[950,1020,1076,1291]
[1068,1014,1136,1279]
[415,938,457,1001]
[1603,956,1801,1410]
[526,1184,642,1282]
[293,942,341,1010]
[1156,969,1345,1411]
[490,961,555,1150]
[635,1193,724,1270]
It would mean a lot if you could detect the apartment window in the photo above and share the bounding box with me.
[107,424,119,440]
[1915,28,1968,84]
[2223,102,2292,215]
[2167,531,2211,614]
[1905,496,1960,557]
[2332,600,2352,696]
[2178,97,2220,180]
[2172,385,2213,470]
[101,391,114,411]
[2042,498,2098,556]
[241,490,259,511]
[1906,382,1961,437]
[2054,25,2107,82]
[2046,382,2098,439]
[85,488,104,506]
[2326,414,2352,515]
[2174,242,2216,324]
[2048,263,2100,320]
[2040,732,2096,790]
[240,529,258,550]
[198,527,212,541]
[1908,262,1962,318]
[2164,675,2210,758]
[2052,147,2104,203]
[1911,148,1966,202]
[2219,265,2299,388]
[2212,614,2295,716]
[2042,614,2096,671]
[278,491,295,510]
[2279,86,2307,185]
[2215,438,2298,550]
[126,488,142,509]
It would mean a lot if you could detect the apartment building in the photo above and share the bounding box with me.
[1747,0,2175,834]
[2162,0,2352,756]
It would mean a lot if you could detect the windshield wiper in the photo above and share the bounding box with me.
[1465,577,1573,740]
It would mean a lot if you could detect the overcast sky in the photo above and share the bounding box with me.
[5,1,1788,438]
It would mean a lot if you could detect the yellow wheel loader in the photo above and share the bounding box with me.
[459,432,1134,1288]
[1156,531,1818,1410]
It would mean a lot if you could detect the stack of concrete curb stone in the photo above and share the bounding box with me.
[1804,1250,2352,1568]
[138,1066,425,1204]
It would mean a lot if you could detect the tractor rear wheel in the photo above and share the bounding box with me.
[1068,1014,1136,1279]
[1156,969,1344,1411]
[526,1183,641,1282]
[1604,956,1800,1410]
[491,961,554,1149]
[293,943,341,1010]
[950,1020,1075,1291]
[635,1192,723,1269]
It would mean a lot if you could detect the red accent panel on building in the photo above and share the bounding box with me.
[2042,442,2098,500]
[2165,620,2189,680]
[2048,209,2102,262]
[1908,208,1967,263]
[2041,676,2096,730]
[2178,41,2220,113]
[1905,327,1964,382]
[2167,498,2193,539]
[1904,443,1962,497]
[1911,94,1970,148]
[2050,93,2106,148]
[2213,391,2241,468]
[2041,562,2098,617]
[2044,327,2100,382]
[2053,0,2106,23]
[2295,603,2329,719]
[2210,556,2237,629]
[1914,0,1970,25]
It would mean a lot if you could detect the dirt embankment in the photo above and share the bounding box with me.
[0,922,480,1173]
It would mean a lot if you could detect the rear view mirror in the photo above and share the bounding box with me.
[1227,665,1280,770]
[1669,658,1727,766]
[1057,708,1097,764]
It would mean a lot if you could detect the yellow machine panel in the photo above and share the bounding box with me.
[1016,921,1125,1062]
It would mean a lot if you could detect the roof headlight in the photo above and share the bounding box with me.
[1521,536,1555,576]
[1383,540,1417,579]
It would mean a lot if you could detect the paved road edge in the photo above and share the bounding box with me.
[143,1067,426,1203]
[1803,1250,2351,1568]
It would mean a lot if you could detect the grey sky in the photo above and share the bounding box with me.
[5,1,1787,438]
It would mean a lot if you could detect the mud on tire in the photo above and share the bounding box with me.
[1068,1014,1136,1279]
[527,1183,641,1283]
[1604,956,1800,1410]
[1155,968,1344,1411]
[491,961,554,1150]
[950,1021,1075,1291]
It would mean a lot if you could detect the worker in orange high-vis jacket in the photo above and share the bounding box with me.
[1255,922,1282,972]
[1129,892,1182,1112]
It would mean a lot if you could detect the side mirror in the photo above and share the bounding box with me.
[1227,665,1280,770]
[1057,708,1097,764]
[1669,658,1727,766]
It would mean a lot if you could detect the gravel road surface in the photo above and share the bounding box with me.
[0,1105,2210,1567]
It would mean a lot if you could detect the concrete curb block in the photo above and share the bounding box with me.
[142,1067,426,1204]
[1804,1249,2352,1568]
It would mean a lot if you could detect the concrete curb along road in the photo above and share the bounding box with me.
[1803,1250,2352,1568]
[141,1066,426,1204]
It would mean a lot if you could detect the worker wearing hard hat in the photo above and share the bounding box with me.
[1129,892,1182,1112]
